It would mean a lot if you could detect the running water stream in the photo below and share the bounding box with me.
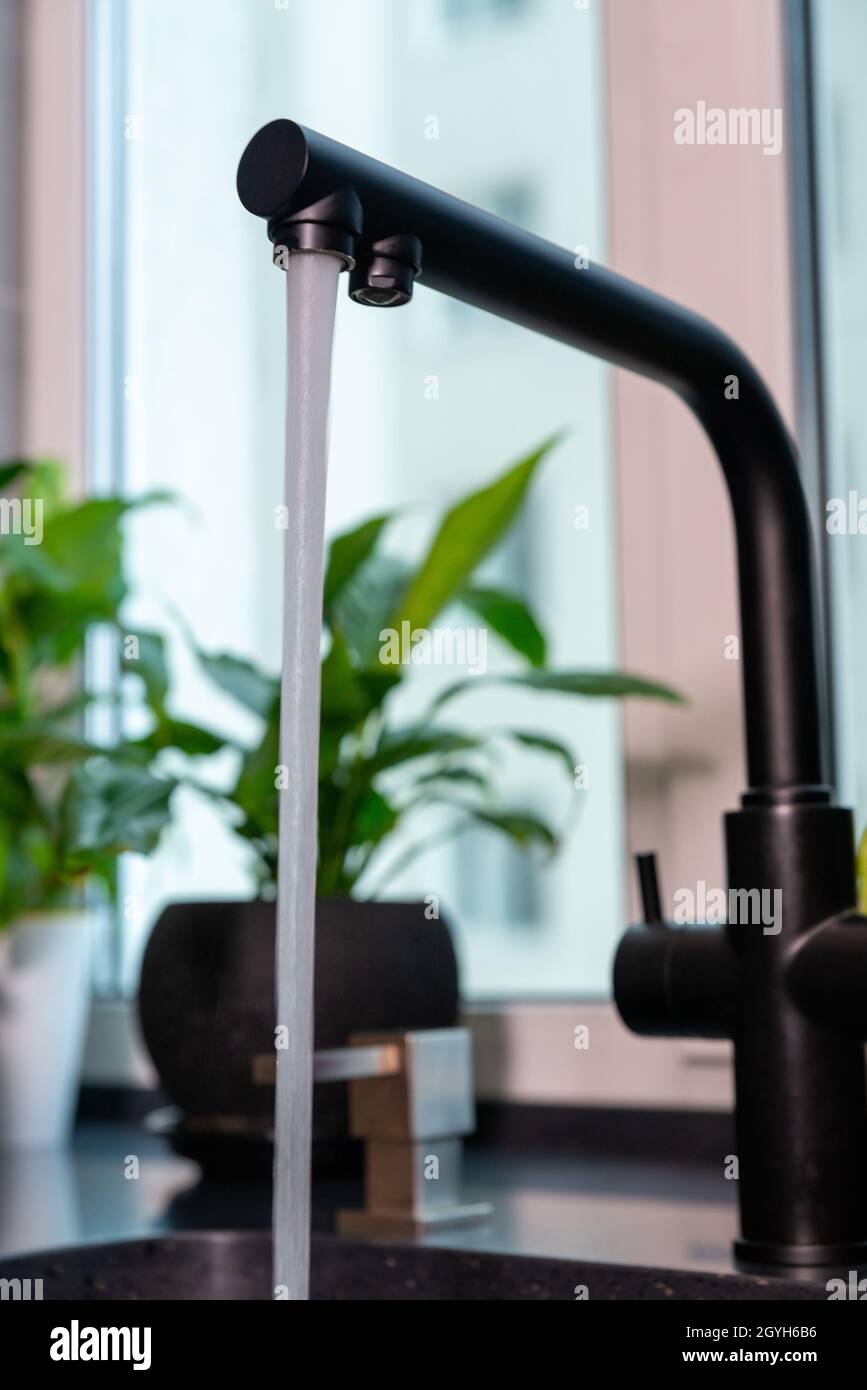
[272,249,342,1300]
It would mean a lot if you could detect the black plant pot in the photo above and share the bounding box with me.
[138,898,459,1175]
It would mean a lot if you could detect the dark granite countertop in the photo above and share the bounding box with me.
[0,1112,839,1295]
[0,1117,770,1276]
[1,1120,733,1261]
[0,1116,849,1297]
[1,1230,826,1301]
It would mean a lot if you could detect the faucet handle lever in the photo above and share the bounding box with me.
[635,851,665,928]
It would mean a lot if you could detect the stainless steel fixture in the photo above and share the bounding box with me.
[256,1028,490,1237]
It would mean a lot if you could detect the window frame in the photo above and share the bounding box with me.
[72,0,802,1108]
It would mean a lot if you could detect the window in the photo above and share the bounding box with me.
[441,0,532,34]
[802,0,867,832]
[89,0,619,1000]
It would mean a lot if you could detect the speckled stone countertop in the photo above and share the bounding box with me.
[0,1231,826,1301]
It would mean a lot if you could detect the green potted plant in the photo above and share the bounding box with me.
[138,439,682,1159]
[0,460,223,1149]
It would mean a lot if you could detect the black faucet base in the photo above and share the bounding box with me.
[735,1237,867,1269]
[617,799,867,1267]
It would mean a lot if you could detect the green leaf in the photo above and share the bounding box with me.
[0,726,102,765]
[0,465,233,916]
[195,649,279,718]
[0,540,77,592]
[430,797,559,851]
[858,826,867,915]
[320,629,401,726]
[324,514,391,608]
[52,498,129,589]
[353,787,399,844]
[134,718,228,758]
[506,729,576,777]
[318,722,345,780]
[11,494,167,594]
[409,765,488,791]
[3,491,173,668]
[459,585,546,666]
[0,821,61,924]
[121,629,170,714]
[388,435,562,631]
[369,726,485,774]
[321,629,372,723]
[433,668,685,709]
[0,461,32,491]
[0,458,67,512]
[330,553,413,666]
[232,703,280,830]
[60,758,177,859]
[467,807,558,849]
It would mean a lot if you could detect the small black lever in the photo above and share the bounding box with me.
[635,851,664,928]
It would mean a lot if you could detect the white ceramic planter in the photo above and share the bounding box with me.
[0,911,93,1149]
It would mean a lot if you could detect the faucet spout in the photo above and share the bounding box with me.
[238,118,825,798]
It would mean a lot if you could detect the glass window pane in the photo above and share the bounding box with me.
[810,0,867,830]
[95,0,620,999]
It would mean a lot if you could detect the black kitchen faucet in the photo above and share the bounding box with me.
[238,119,867,1268]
